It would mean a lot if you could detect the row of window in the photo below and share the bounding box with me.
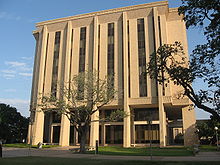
[48,108,159,124]
[46,17,161,98]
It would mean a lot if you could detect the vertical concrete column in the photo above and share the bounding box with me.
[90,107,99,147]
[32,26,48,145]
[153,7,167,147]
[159,14,171,96]
[114,21,120,100]
[59,114,70,146]
[27,123,32,144]
[32,109,45,145]
[158,97,167,147]
[59,21,72,146]
[72,28,80,76]
[30,32,40,110]
[43,32,55,95]
[99,24,107,79]
[28,32,41,144]
[147,11,157,97]
[129,19,139,98]
[182,106,197,146]
[144,17,152,97]
[122,12,131,148]
[100,111,106,146]
[117,19,123,102]
[90,16,100,147]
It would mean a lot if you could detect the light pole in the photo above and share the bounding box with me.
[147,113,152,161]
[214,127,219,150]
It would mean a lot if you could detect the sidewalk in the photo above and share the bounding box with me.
[2,147,220,161]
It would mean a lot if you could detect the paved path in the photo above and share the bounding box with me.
[2,147,220,161]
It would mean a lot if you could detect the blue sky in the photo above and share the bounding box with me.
[0,0,210,119]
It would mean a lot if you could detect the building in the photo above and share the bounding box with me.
[28,1,197,148]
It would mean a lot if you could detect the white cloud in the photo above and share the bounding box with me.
[21,56,33,60]
[20,67,32,71]
[1,70,16,74]
[5,61,32,71]
[3,74,15,79]
[1,59,33,79]
[19,72,32,77]
[5,61,26,67]
[0,98,30,117]
[0,98,29,104]
[4,89,16,92]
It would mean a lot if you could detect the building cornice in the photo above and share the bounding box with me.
[36,1,168,27]
[169,7,178,13]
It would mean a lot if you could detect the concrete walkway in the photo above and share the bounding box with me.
[2,147,220,161]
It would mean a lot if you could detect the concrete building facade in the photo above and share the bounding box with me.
[28,1,197,148]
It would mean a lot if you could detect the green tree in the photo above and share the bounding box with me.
[40,71,126,153]
[196,116,220,144]
[147,0,220,121]
[0,103,29,143]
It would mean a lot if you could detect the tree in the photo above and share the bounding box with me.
[147,0,220,121]
[40,71,126,153]
[0,103,29,143]
[196,116,220,144]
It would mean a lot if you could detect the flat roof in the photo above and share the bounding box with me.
[36,0,168,27]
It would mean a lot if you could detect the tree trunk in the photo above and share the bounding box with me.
[79,127,87,153]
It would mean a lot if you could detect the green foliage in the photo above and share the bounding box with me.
[147,0,220,120]
[178,0,220,117]
[196,116,220,144]
[0,103,29,143]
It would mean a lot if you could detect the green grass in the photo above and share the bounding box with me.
[86,146,193,156]
[3,143,59,148]
[199,145,220,152]
[0,157,220,165]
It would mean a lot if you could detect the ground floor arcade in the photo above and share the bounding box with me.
[28,104,197,147]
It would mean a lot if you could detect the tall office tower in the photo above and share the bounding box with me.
[28,1,197,147]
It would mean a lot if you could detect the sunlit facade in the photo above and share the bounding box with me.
[28,1,197,147]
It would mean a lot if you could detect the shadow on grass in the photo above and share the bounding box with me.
[1,157,220,165]
[3,143,59,149]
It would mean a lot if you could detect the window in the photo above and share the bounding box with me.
[79,27,86,73]
[107,23,114,92]
[77,27,87,100]
[134,108,159,121]
[137,19,147,97]
[135,124,159,143]
[51,31,61,97]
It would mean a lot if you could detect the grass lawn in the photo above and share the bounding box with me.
[3,143,59,148]
[0,157,220,165]
[86,146,193,156]
[199,145,220,152]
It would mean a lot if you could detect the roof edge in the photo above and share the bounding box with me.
[36,1,168,27]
